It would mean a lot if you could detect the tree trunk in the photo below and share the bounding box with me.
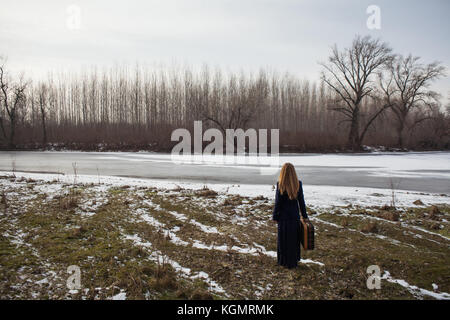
[41,112,47,147]
[0,117,7,141]
[396,114,406,148]
[347,109,360,151]
[8,117,15,149]
[396,124,404,148]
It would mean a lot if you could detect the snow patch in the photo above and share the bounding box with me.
[382,271,450,300]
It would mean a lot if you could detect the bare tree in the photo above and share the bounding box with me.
[202,74,263,133]
[320,35,394,150]
[37,82,48,146]
[0,46,447,152]
[383,55,446,147]
[0,58,28,148]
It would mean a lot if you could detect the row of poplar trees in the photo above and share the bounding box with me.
[0,35,448,151]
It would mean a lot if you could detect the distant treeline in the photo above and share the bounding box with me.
[1,36,449,152]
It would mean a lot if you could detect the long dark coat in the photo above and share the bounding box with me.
[272,180,309,269]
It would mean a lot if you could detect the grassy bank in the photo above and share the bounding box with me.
[0,174,449,300]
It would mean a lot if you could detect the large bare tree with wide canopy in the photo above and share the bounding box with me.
[380,55,446,147]
[320,35,394,150]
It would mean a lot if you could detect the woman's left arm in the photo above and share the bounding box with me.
[298,181,308,219]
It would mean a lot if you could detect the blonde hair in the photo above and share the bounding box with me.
[278,163,299,200]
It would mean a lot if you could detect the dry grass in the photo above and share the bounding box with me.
[195,187,218,198]
[360,222,379,234]
[380,211,400,221]
[1,175,449,300]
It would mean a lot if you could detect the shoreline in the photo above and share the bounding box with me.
[1,144,449,154]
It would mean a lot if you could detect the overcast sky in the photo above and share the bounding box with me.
[1,0,449,104]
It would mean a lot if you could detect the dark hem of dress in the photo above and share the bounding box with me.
[277,219,301,269]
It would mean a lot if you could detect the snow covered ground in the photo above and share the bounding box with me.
[1,169,449,300]
[1,152,449,300]
[1,170,448,210]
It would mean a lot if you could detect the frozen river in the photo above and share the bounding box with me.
[0,151,449,194]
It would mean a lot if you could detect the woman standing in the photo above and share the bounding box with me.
[272,163,309,269]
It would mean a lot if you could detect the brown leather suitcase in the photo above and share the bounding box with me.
[299,218,315,250]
